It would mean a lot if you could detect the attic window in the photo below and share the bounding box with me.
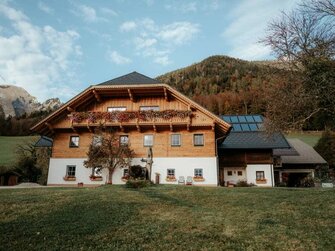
[69,136,79,147]
[140,106,159,111]
[108,107,126,112]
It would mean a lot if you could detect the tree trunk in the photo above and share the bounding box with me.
[108,168,114,184]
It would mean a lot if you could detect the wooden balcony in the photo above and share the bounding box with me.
[69,110,192,131]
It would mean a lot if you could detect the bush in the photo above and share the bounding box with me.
[126,179,152,189]
[235,180,254,187]
[276,182,287,187]
[299,176,315,188]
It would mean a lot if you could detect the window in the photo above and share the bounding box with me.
[167,169,175,177]
[66,165,76,177]
[227,171,232,176]
[120,135,129,146]
[144,135,153,146]
[238,171,243,176]
[194,168,203,177]
[256,171,265,180]
[92,135,102,146]
[123,169,129,177]
[193,134,204,146]
[69,136,79,147]
[140,106,159,111]
[92,167,102,177]
[171,134,181,146]
[107,107,126,112]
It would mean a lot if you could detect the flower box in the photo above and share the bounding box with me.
[256,179,267,184]
[193,177,205,182]
[166,176,176,182]
[63,176,76,181]
[121,176,130,182]
[90,176,103,181]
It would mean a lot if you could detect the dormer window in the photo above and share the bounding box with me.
[140,106,159,111]
[108,107,126,112]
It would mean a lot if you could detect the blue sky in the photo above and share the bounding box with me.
[0,0,300,102]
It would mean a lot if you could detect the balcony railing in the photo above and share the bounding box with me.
[69,110,192,126]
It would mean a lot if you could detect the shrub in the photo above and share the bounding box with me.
[299,176,315,188]
[235,180,254,187]
[126,179,152,189]
[276,182,287,187]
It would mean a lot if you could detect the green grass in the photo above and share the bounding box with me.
[1,185,334,250]
[0,136,38,167]
[286,131,323,146]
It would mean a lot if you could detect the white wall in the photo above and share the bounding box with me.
[246,164,273,187]
[48,157,218,186]
[224,167,247,185]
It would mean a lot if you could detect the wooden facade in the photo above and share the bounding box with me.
[32,83,230,160]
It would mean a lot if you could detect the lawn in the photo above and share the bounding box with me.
[0,185,334,250]
[286,131,322,146]
[0,136,38,167]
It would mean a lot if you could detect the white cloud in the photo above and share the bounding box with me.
[107,50,132,65]
[165,2,197,13]
[38,1,53,14]
[72,4,108,23]
[0,2,81,101]
[100,7,118,16]
[158,22,200,45]
[120,21,137,32]
[118,18,199,65]
[134,37,157,50]
[221,0,300,60]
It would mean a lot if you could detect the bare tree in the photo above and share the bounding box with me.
[261,0,335,131]
[84,128,134,184]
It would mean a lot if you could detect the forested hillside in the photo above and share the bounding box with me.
[157,55,299,116]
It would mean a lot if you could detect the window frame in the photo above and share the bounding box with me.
[193,134,204,146]
[167,169,175,177]
[144,134,154,147]
[139,106,160,111]
[92,135,102,146]
[237,171,243,176]
[194,168,203,177]
[227,171,233,176]
[66,165,76,177]
[170,134,181,147]
[119,135,129,146]
[256,171,265,180]
[107,106,127,112]
[92,166,102,177]
[69,136,79,148]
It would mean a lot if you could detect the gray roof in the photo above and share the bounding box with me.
[35,136,53,147]
[281,139,327,164]
[97,71,161,85]
[220,132,290,149]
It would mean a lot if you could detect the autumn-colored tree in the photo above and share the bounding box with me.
[84,128,134,184]
[261,0,335,131]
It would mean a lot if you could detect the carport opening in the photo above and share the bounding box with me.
[286,173,309,187]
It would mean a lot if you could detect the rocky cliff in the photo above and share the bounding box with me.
[0,85,61,117]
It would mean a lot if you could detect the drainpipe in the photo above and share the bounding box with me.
[216,135,226,186]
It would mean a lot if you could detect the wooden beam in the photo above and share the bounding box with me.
[67,106,75,112]
[164,87,169,102]
[128,89,135,102]
[92,90,101,102]
[119,123,124,132]
[87,124,92,133]
[170,123,173,132]
[212,122,215,131]
[136,124,141,132]
[45,122,54,134]
[187,123,190,131]
[153,124,157,132]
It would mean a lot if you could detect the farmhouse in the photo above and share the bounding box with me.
[31,72,325,187]
[31,72,231,186]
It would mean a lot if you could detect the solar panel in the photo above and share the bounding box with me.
[253,115,263,122]
[245,115,254,122]
[221,115,264,132]
[238,116,247,122]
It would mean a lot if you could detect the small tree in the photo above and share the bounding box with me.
[84,128,134,184]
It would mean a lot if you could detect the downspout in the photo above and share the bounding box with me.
[216,135,226,186]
